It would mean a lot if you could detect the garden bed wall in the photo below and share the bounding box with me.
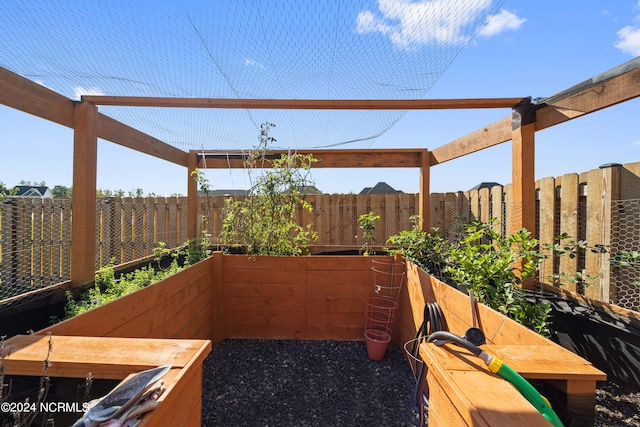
[36,253,393,343]
[220,254,391,340]
[38,256,215,340]
[394,260,552,347]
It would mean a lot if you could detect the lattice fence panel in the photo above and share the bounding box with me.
[0,198,71,300]
[610,199,640,311]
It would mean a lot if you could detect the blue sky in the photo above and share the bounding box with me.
[1,0,640,196]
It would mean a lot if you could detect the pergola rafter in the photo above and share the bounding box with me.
[80,96,527,110]
[1,57,639,286]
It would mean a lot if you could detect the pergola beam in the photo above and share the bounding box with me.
[536,56,640,130]
[430,116,513,165]
[0,67,189,167]
[510,102,537,236]
[3,58,640,277]
[196,148,426,169]
[0,67,75,128]
[431,56,640,165]
[98,114,189,167]
[70,102,99,286]
[81,96,527,110]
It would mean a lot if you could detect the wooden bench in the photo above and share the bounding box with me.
[397,260,607,427]
[419,342,606,426]
[2,334,211,426]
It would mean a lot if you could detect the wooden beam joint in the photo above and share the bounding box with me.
[512,97,535,130]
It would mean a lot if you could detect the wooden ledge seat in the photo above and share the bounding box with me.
[419,342,606,427]
[2,335,211,427]
[399,262,607,427]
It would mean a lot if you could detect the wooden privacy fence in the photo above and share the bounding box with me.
[1,161,639,308]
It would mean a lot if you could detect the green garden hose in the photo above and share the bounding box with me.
[427,331,564,427]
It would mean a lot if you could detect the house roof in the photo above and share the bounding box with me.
[359,182,402,194]
[13,185,52,197]
[468,182,501,191]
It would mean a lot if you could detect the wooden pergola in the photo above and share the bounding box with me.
[1,56,639,286]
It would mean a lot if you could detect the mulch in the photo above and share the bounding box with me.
[201,340,419,426]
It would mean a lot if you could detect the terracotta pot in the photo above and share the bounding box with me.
[364,328,392,361]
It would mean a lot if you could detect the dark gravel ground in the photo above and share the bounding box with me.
[201,340,420,426]
[595,381,640,427]
[201,339,639,427]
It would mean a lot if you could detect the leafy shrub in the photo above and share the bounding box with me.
[385,215,449,279]
[357,211,380,255]
[61,238,209,320]
[220,123,318,255]
[387,218,551,337]
[443,221,551,336]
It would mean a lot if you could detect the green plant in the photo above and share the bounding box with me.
[611,250,640,286]
[61,254,182,320]
[385,215,449,278]
[220,122,318,255]
[442,222,551,336]
[61,236,214,321]
[387,218,552,337]
[357,211,380,255]
[184,237,211,265]
[190,167,213,261]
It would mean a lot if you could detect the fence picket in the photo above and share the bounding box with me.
[430,192,443,230]
[479,187,491,224]
[585,169,604,299]
[490,186,504,235]
[538,177,556,283]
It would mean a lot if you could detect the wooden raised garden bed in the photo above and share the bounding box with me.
[1,253,608,425]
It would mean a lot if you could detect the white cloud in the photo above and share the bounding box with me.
[613,1,640,56]
[244,58,265,69]
[356,10,393,36]
[74,86,104,100]
[478,9,525,37]
[615,26,640,56]
[355,0,494,50]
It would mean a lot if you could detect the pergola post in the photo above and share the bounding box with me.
[511,101,536,289]
[187,150,199,242]
[419,149,431,231]
[510,100,536,236]
[70,101,99,287]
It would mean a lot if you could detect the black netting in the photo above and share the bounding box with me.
[0,0,505,151]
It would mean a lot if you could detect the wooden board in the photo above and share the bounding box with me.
[3,334,210,380]
[421,343,605,382]
[538,177,556,282]
[559,173,580,292]
[221,254,394,340]
[41,258,213,340]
